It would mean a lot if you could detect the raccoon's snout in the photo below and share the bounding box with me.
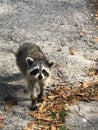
[38,74,43,80]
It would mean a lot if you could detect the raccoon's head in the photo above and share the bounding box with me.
[26,57,54,80]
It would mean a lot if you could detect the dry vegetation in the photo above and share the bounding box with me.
[22,80,98,130]
[22,65,98,130]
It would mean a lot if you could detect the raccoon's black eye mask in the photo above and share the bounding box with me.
[30,69,39,76]
[42,69,49,77]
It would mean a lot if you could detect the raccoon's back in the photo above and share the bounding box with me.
[16,43,46,75]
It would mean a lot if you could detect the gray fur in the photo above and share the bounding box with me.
[16,43,54,110]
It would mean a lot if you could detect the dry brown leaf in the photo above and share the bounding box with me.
[39,125,49,129]
[31,112,53,122]
[69,48,75,55]
[38,116,53,122]
[51,124,57,130]
[94,38,98,42]
[28,79,98,130]
[83,81,90,88]
[96,26,98,28]
[83,81,98,88]
[56,83,67,86]
[88,72,96,76]
[4,100,18,111]
[27,122,35,129]
[95,17,98,20]
[39,100,46,112]
[39,116,53,122]
[0,122,3,129]
[89,56,97,61]
[22,128,31,130]
[77,92,85,96]
[46,102,54,110]
[48,95,58,100]
[79,32,84,37]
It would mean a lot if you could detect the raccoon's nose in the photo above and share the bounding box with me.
[38,74,42,80]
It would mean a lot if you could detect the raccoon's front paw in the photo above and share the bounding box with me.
[30,105,38,111]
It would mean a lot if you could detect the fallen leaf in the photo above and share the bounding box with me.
[77,92,85,96]
[83,81,90,88]
[88,71,96,76]
[0,122,3,129]
[22,122,36,130]
[27,122,35,129]
[48,95,58,100]
[28,78,98,130]
[94,38,98,42]
[69,47,75,55]
[96,25,98,28]
[79,32,84,37]
[95,17,98,20]
[39,100,46,112]
[36,115,53,122]
[4,100,18,111]
[39,125,49,129]
[0,116,7,120]
[51,124,57,130]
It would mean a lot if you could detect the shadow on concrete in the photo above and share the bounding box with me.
[0,73,21,82]
[0,73,29,103]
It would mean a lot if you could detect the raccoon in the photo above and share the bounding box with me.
[16,43,54,110]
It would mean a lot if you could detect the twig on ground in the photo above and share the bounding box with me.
[75,106,94,125]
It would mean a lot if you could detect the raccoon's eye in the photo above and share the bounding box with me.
[42,69,49,77]
[30,69,39,76]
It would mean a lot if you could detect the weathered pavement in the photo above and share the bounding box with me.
[0,0,98,130]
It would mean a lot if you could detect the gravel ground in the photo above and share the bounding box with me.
[0,0,98,130]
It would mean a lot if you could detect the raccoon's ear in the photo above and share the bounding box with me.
[47,60,55,68]
[26,57,34,66]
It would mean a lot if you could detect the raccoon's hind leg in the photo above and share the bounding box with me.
[30,87,38,110]
[30,96,37,110]
[37,84,44,103]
